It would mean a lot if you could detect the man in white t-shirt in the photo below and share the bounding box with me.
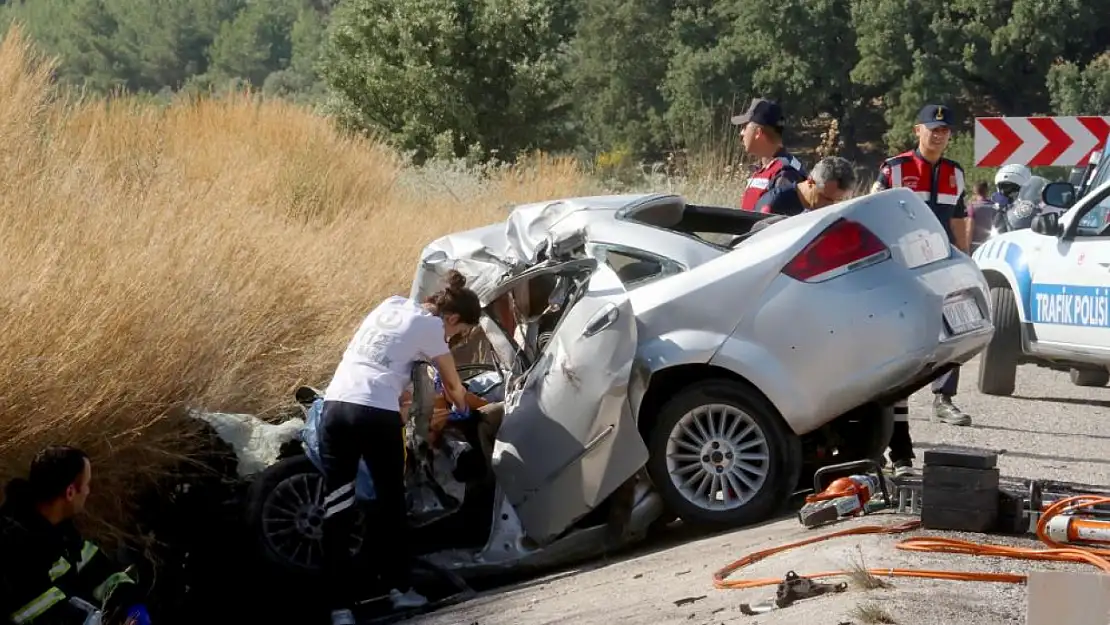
[321,271,481,624]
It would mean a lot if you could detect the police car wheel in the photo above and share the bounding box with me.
[645,379,800,529]
[1069,367,1110,387]
[978,286,1020,396]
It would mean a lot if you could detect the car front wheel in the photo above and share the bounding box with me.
[645,380,800,529]
[246,454,365,579]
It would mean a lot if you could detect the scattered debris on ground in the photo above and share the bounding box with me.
[410,371,1110,625]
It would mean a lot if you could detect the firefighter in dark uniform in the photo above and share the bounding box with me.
[733,98,808,212]
[871,104,973,476]
[0,446,147,625]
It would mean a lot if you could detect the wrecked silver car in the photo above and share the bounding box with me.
[241,191,993,584]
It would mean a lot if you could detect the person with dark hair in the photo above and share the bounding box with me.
[968,180,994,250]
[0,446,147,625]
[752,156,857,216]
[732,97,808,212]
[321,269,482,625]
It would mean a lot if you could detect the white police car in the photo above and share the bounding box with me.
[973,148,1110,395]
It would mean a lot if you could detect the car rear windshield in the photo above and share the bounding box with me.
[619,201,772,249]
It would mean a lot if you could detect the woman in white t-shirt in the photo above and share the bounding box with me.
[322,270,480,624]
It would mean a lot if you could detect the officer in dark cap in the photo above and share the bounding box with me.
[871,103,974,477]
[733,97,808,212]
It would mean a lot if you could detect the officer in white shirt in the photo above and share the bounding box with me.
[322,270,481,624]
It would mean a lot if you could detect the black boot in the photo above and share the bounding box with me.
[933,395,971,426]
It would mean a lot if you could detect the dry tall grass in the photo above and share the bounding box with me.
[0,25,614,544]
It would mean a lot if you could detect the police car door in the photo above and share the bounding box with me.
[1029,180,1110,350]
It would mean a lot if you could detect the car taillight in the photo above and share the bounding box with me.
[782,218,890,282]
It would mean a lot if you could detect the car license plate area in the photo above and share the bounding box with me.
[900,230,951,269]
[943,296,984,335]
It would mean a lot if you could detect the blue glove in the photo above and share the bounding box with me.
[447,405,471,422]
[124,605,151,625]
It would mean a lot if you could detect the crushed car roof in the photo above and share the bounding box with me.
[410,193,686,302]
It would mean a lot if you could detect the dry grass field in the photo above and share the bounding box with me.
[0,26,741,545]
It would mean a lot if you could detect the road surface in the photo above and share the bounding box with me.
[408,357,1110,625]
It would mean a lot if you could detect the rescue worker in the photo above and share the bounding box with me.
[320,269,480,625]
[0,446,146,625]
[753,156,856,216]
[733,98,808,212]
[871,104,973,476]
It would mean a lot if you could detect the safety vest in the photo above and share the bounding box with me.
[740,150,807,212]
[876,149,966,242]
[878,150,966,206]
[0,488,137,625]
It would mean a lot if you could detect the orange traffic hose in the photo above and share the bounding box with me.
[712,495,1110,590]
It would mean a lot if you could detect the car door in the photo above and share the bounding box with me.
[481,260,647,544]
[1028,181,1110,351]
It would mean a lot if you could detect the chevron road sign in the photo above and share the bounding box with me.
[974,116,1110,168]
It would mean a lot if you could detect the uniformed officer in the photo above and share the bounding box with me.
[733,98,808,212]
[872,104,973,475]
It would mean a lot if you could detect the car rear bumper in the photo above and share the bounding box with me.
[723,254,994,435]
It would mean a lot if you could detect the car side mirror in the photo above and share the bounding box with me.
[1042,181,1076,209]
[1031,212,1062,236]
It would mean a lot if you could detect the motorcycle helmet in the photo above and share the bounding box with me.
[994,164,1032,203]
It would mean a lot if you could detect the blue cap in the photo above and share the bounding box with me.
[732,98,786,133]
[918,104,954,129]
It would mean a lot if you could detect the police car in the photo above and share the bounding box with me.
[973,141,1110,394]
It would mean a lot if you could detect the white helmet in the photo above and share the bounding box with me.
[994,164,1032,188]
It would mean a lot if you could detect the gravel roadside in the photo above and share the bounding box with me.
[408,356,1110,625]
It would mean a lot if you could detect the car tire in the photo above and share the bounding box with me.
[978,286,1021,396]
[1069,367,1110,387]
[645,380,800,529]
[246,454,365,580]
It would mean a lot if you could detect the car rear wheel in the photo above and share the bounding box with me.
[1069,367,1110,387]
[978,286,1021,396]
[645,380,799,529]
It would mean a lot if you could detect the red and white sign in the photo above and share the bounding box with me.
[974,116,1110,168]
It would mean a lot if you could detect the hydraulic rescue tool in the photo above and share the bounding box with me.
[798,460,892,529]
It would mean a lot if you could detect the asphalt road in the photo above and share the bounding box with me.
[405,355,1110,625]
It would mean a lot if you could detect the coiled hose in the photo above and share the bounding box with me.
[712,495,1110,590]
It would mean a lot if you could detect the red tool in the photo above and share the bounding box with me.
[798,460,891,528]
[1044,508,1110,547]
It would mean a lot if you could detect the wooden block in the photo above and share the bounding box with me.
[1026,570,1110,625]
[921,504,997,532]
[923,447,998,469]
[923,465,1000,494]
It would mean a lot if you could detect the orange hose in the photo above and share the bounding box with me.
[712,495,1110,590]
